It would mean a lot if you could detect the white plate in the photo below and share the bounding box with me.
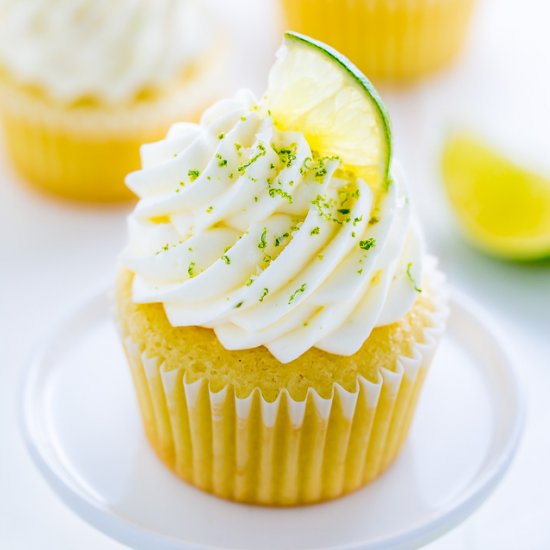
[19,290,524,550]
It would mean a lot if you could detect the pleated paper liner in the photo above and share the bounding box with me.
[118,269,448,506]
[280,0,475,81]
[0,38,226,203]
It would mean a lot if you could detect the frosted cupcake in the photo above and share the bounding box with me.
[0,0,225,202]
[280,0,475,81]
[116,33,448,505]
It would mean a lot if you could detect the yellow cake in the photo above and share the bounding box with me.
[116,267,445,504]
[115,33,448,505]
[0,0,225,202]
[280,0,476,81]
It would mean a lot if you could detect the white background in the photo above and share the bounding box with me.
[1,0,549,548]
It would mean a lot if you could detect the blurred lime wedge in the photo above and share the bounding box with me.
[267,31,392,190]
[442,133,550,260]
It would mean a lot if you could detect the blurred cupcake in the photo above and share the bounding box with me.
[280,0,475,81]
[115,33,448,505]
[0,0,226,202]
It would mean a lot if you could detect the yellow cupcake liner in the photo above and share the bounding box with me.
[281,0,475,81]
[118,271,448,506]
[0,40,226,203]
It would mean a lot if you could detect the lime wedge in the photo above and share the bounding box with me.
[267,32,392,190]
[442,133,550,260]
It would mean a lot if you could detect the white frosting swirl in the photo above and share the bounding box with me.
[122,90,425,363]
[0,0,209,103]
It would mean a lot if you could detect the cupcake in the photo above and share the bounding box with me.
[116,32,448,505]
[0,0,225,202]
[280,0,475,81]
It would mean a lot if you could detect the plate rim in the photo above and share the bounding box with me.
[17,286,526,550]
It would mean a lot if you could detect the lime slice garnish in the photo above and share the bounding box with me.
[442,133,550,260]
[267,31,392,190]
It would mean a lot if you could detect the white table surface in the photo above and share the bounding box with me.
[1,0,549,548]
